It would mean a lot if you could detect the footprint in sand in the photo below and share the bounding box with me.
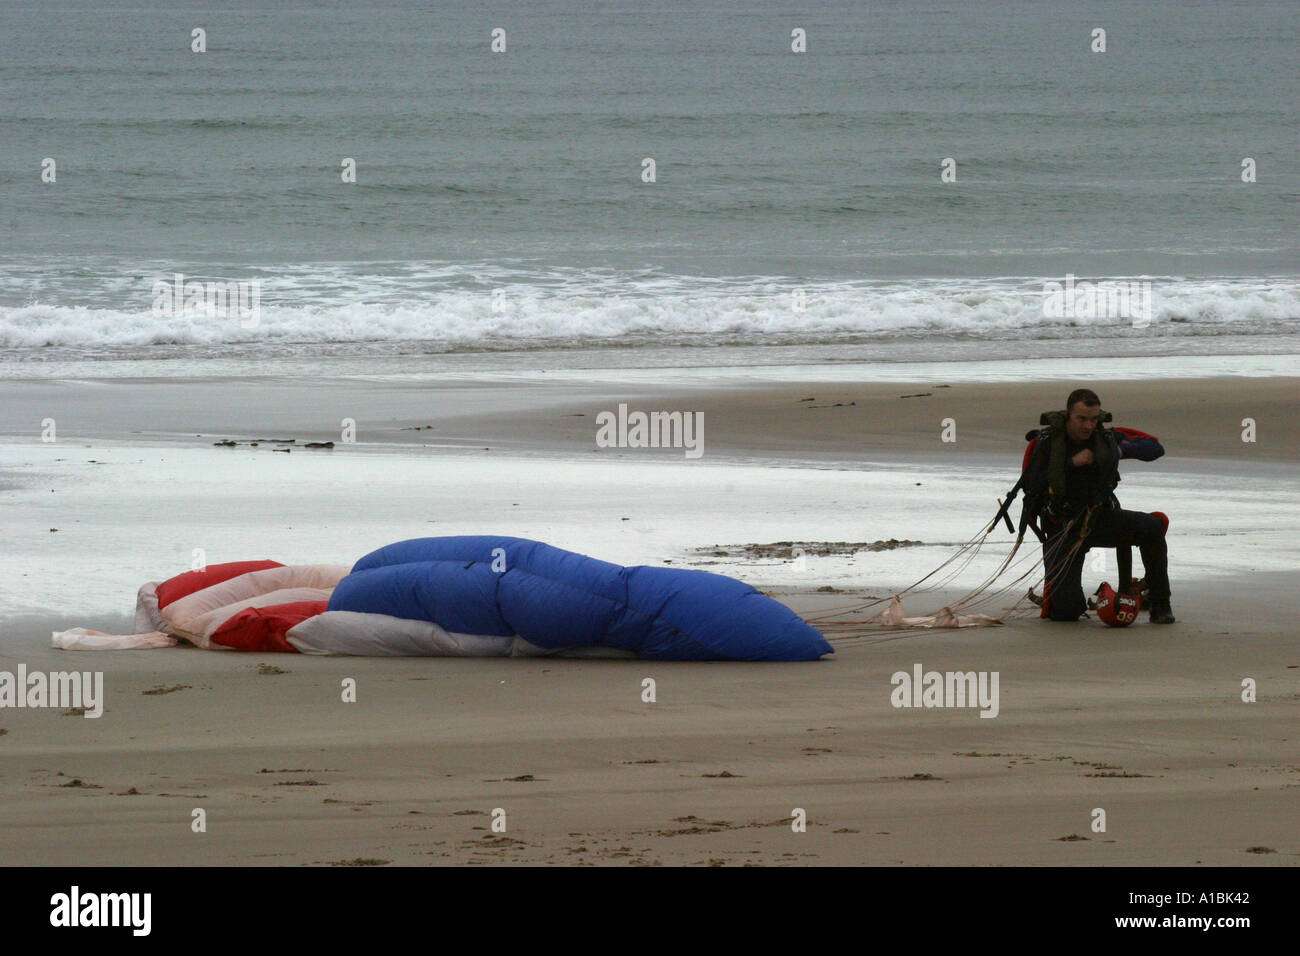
[883,772,941,781]
[1084,771,1151,778]
[327,858,389,866]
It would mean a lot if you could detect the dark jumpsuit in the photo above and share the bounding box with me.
[1025,431,1171,621]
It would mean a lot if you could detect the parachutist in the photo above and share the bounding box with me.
[1019,388,1174,625]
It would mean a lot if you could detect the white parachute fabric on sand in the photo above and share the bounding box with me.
[287,611,516,656]
[133,582,170,635]
[52,628,177,650]
[287,611,643,658]
[875,595,1003,628]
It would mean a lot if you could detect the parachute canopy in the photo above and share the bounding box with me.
[98,536,832,662]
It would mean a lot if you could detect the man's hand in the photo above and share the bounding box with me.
[1071,449,1094,467]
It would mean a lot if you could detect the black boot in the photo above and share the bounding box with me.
[1148,598,1175,624]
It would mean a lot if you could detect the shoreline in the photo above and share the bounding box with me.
[1,373,1294,463]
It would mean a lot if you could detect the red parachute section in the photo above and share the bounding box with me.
[156,560,284,609]
[210,600,331,652]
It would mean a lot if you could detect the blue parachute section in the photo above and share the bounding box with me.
[328,536,833,662]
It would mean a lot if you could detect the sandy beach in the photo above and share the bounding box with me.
[1,367,1296,866]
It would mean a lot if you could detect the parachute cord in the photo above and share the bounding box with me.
[949,516,1083,616]
[803,521,999,622]
[944,533,1025,610]
[817,516,1088,640]
[948,544,1044,615]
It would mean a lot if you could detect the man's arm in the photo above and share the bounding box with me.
[1116,433,1164,461]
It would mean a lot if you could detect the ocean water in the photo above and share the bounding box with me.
[1,0,1297,370]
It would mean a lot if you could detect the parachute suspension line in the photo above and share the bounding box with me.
[803,520,998,623]
[908,528,993,596]
[947,522,1079,616]
[811,530,1003,629]
[944,532,1026,611]
[820,630,932,648]
[812,527,1024,642]
[967,520,1086,624]
[815,515,1089,643]
[978,525,1090,621]
[947,542,1042,616]
[932,514,1079,619]
[954,555,1049,619]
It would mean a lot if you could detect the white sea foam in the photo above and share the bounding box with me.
[2,269,1297,352]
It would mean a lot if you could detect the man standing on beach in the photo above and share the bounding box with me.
[1024,388,1175,624]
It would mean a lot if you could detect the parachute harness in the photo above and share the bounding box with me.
[803,409,1138,645]
[1076,503,1099,541]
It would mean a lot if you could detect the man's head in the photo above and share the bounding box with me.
[1064,387,1101,443]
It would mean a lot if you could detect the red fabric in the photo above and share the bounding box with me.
[156,560,285,609]
[1021,436,1040,473]
[1150,511,1169,534]
[209,601,329,653]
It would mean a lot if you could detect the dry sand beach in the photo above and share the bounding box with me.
[1,368,1296,866]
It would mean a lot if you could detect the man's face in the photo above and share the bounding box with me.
[1066,401,1101,443]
